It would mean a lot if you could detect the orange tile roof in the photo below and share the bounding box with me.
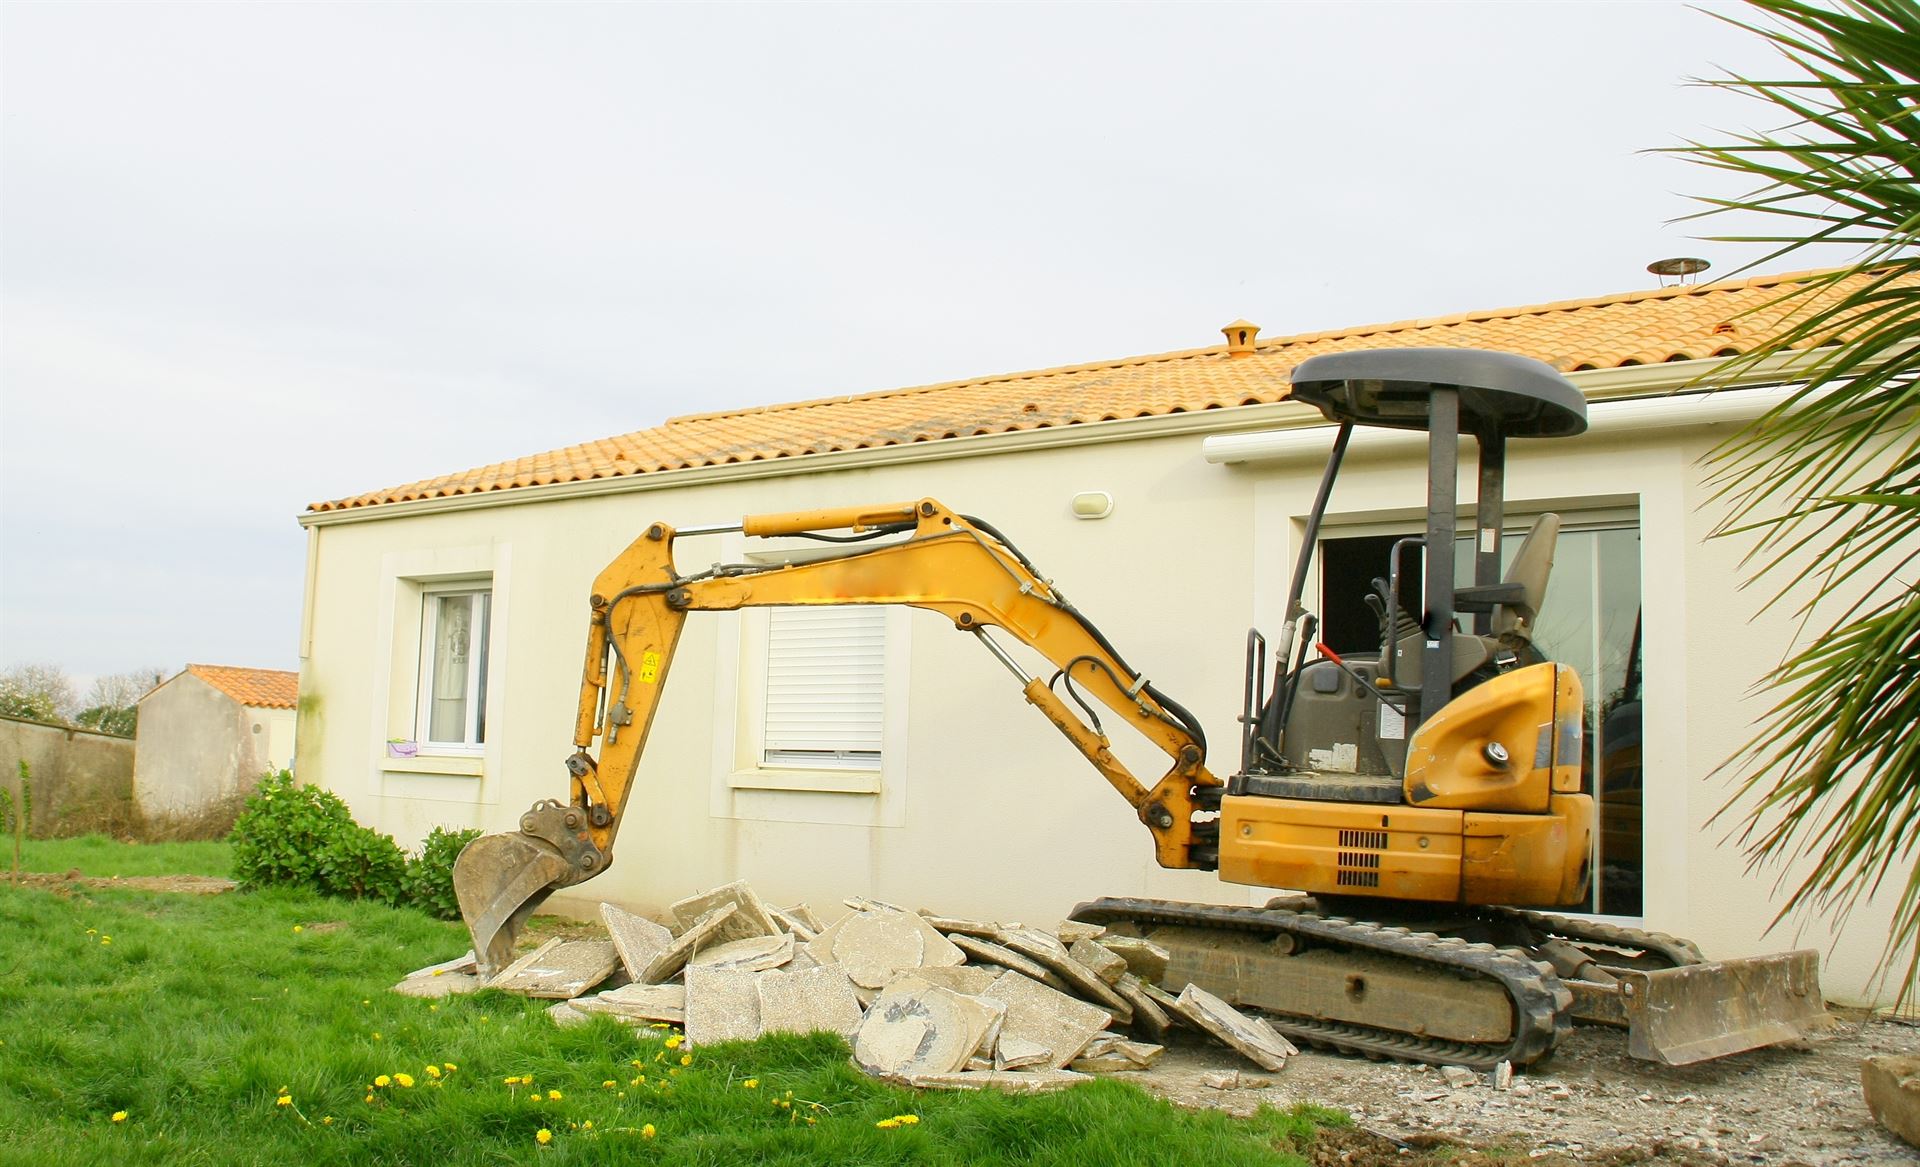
[310,267,1869,513]
[184,664,299,710]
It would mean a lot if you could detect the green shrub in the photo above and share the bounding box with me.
[401,824,482,920]
[230,770,406,904]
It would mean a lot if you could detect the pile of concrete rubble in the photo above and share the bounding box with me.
[397,880,1296,1093]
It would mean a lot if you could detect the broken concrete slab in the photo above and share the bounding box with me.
[574,981,687,1024]
[1100,936,1170,985]
[908,1069,1091,1094]
[922,913,1002,939]
[489,939,618,999]
[1137,978,1196,1028]
[602,902,676,983]
[392,971,483,998]
[1441,1065,1477,1089]
[833,911,925,989]
[546,1001,593,1028]
[981,970,1112,1070]
[684,966,762,1046]
[912,965,998,996]
[671,880,781,945]
[852,981,995,1079]
[1069,1034,1161,1072]
[643,903,738,984]
[781,902,824,934]
[948,933,1073,992]
[1199,1069,1270,1090]
[757,963,864,1039]
[405,951,478,979]
[1173,984,1297,1071]
[1864,1055,1920,1147]
[1114,974,1171,1039]
[995,1035,1053,1070]
[1055,920,1106,945]
[1068,938,1127,985]
[767,904,818,942]
[999,927,1132,1021]
[688,932,795,972]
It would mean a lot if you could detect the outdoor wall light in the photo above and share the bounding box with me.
[1071,491,1113,520]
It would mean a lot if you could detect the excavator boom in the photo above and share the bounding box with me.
[454,499,1221,974]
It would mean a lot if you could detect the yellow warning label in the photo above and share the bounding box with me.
[639,651,661,683]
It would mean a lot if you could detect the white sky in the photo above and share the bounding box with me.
[1,1,1810,678]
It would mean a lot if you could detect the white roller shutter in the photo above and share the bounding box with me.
[763,605,885,769]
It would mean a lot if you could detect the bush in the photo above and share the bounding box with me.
[400,824,482,920]
[230,771,406,904]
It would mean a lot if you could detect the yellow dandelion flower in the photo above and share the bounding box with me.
[536,1128,552,1145]
[87,928,97,936]
[292,925,304,934]
[276,1095,293,1107]
[642,1123,656,1139]
[110,1111,127,1123]
[653,1051,665,1063]
[428,1004,438,1012]
[547,1089,562,1101]
[322,1116,333,1125]
[361,998,369,1006]
[100,937,112,946]
[602,1080,616,1089]
[582,1120,593,1131]
[371,1032,382,1041]
[424,1065,441,1079]
[678,1054,691,1066]
[629,1076,642,1087]
[663,1034,683,1049]
[876,1118,900,1129]
[443,1063,457,1072]
[394,1073,415,1089]
[374,1075,391,1088]
[649,1022,668,1029]
[742,1078,758,1089]
[364,1094,374,1104]
[897,1114,920,1125]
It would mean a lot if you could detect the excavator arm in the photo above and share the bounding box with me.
[454,498,1222,974]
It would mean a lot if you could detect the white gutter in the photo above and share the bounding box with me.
[1201,382,1800,466]
[298,350,1814,529]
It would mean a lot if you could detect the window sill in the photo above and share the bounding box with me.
[383,753,484,778]
[727,767,880,795]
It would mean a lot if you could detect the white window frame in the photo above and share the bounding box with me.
[415,584,492,755]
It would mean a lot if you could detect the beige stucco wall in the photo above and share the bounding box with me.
[0,715,135,833]
[296,380,1915,1008]
[134,674,285,816]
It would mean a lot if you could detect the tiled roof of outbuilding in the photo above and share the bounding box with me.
[309,267,1864,513]
[183,664,299,710]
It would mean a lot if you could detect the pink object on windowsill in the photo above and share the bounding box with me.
[387,741,418,758]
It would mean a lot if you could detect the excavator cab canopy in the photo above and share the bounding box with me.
[1289,348,1588,439]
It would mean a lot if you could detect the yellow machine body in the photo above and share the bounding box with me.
[1219,663,1595,908]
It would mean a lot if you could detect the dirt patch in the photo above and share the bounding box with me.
[1137,1013,1920,1165]
[11,871,235,894]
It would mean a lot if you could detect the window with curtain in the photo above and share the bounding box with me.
[419,588,490,749]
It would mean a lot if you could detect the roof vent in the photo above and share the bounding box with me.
[1647,257,1711,287]
[1222,318,1260,359]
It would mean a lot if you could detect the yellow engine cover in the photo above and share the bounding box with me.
[1403,662,1584,813]
[1218,792,1595,908]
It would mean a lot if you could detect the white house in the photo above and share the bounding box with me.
[294,267,1912,1007]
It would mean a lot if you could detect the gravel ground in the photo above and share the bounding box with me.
[1133,1012,1920,1165]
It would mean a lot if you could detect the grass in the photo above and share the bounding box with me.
[0,875,1338,1166]
[12,833,233,878]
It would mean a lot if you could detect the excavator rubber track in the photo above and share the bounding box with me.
[1072,897,1572,1069]
[1482,907,1703,969]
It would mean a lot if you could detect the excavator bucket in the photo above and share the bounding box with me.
[453,831,575,977]
[1572,949,1827,1065]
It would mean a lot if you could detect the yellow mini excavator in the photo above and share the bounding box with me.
[454,348,1826,1068]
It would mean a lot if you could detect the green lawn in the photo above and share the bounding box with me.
[0,873,1336,1166]
[13,833,233,878]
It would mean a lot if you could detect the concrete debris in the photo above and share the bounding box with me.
[1201,1070,1240,1090]
[671,880,782,945]
[489,939,619,1000]
[983,969,1113,1070]
[1099,935,1169,984]
[852,980,995,1079]
[689,932,795,973]
[644,904,738,984]
[1068,937,1128,985]
[1172,984,1298,1071]
[391,971,484,998]
[685,966,762,1046]
[1863,1054,1920,1147]
[455,878,1307,1093]
[1493,1060,1514,1091]
[574,981,687,1024]
[1441,1065,1478,1089]
[406,951,478,979]
[908,1069,1092,1094]
[1054,919,1106,945]
[757,963,863,1039]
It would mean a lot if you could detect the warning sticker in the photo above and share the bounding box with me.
[639,650,661,684]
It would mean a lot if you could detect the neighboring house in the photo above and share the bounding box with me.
[135,664,298,816]
[296,268,1914,1006]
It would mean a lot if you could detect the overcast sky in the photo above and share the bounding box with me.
[1,1,1806,683]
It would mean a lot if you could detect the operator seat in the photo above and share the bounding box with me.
[1387,512,1561,688]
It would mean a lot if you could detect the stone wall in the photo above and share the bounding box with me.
[0,715,135,834]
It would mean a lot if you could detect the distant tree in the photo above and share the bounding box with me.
[0,664,78,724]
[72,668,164,738]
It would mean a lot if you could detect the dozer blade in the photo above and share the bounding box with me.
[453,831,574,978]
[1580,949,1827,1066]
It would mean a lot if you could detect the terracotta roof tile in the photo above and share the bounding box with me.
[309,268,1877,513]
[184,664,299,710]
